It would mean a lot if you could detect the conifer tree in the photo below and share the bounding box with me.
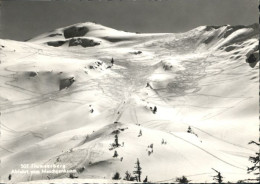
[133,158,142,182]
[247,137,260,182]
[112,172,121,180]
[143,176,148,182]
[212,168,223,184]
[124,171,131,181]
[114,134,120,147]
[176,176,190,184]
[113,150,118,158]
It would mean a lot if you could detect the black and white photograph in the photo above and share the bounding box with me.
[0,0,259,183]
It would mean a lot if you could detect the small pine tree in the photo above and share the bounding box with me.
[176,176,190,184]
[124,171,131,181]
[236,180,245,183]
[76,166,85,173]
[162,139,167,144]
[114,134,120,147]
[133,158,142,182]
[56,157,60,162]
[69,173,78,179]
[113,150,118,158]
[112,172,121,180]
[247,139,260,182]
[143,176,148,182]
[212,168,223,184]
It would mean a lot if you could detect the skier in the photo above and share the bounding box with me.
[111,58,114,65]
[89,105,94,113]
[153,106,157,114]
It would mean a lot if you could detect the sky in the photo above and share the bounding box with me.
[0,0,258,41]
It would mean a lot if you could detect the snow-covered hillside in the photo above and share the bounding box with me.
[0,22,259,183]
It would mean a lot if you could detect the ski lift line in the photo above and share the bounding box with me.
[169,132,245,170]
[191,96,252,126]
[4,81,39,95]
[186,172,214,177]
[0,126,21,135]
[0,122,25,134]
[1,124,17,134]
[0,146,13,153]
[0,74,15,79]
[1,118,44,142]
[0,95,53,112]
[141,118,254,152]
[141,119,171,124]
[1,92,86,111]
[164,103,229,109]
[1,135,30,141]
[153,172,213,183]
[52,99,85,105]
[0,90,88,112]
[1,127,44,143]
[194,125,255,152]
[186,93,251,99]
[133,106,139,125]
[3,99,50,114]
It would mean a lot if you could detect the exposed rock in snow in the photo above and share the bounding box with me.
[59,77,75,90]
[47,40,66,47]
[68,38,100,47]
[63,26,89,39]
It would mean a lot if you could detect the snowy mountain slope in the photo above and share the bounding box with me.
[0,22,259,183]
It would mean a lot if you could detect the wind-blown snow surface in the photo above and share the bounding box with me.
[0,22,259,183]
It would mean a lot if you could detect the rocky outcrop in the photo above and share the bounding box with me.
[63,26,89,39]
[68,38,100,47]
[47,41,66,47]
